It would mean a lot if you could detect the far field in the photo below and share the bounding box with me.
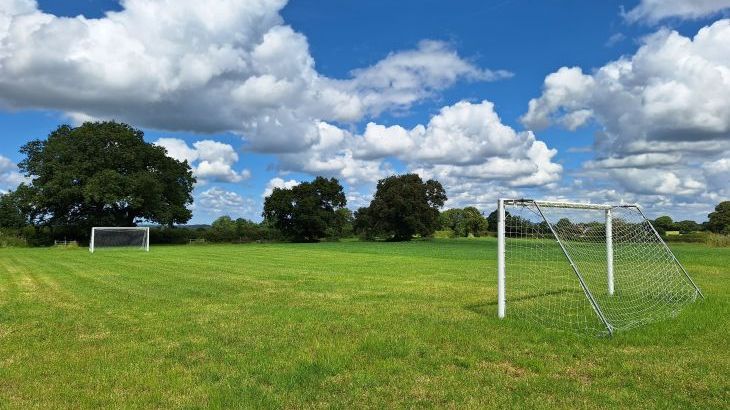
[0,239,728,408]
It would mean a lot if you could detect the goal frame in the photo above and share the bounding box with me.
[496,198,703,335]
[89,227,150,253]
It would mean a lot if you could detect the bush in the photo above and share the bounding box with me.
[0,230,27,247]
[663,232,708,243]
[433,229,456,239]
[706,233,730,247]
[150,227,199,245]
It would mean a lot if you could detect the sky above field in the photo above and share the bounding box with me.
[1,0,729,223]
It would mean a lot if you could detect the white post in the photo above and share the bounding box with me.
[497,199,506,318]
[145,227,150,252]
[606,209,614,296]
[89,227,95,253]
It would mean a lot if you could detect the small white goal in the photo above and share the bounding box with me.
[496,199,703,335]
[90,227,150,253]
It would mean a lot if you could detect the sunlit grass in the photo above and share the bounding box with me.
[0,239,727,408]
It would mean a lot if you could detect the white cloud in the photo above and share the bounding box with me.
[154,138,250,183]
[610,169,705,196]
[624,0,730,24]
[0,154,26,190]
[584,153,682,169]
[605,32,626,47]
[262,177,298,198]
[358,100,562,186]
[704,158,730,195]
[346,40,512,116]
[197,187,257,219]
[522,20,730,202]
[273,100,562,212]
[154,137,199,163]
[0,1,505,154]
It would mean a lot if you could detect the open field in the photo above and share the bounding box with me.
[0,239,728,408]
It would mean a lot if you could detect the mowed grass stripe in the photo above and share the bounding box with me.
[0,239,727,408]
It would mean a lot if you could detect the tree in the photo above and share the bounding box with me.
[487,208,512,233]
[0,191,27,229]
[653,215,675,235]
[263,176,346,242]
[675,220,701,234]
[441,207,488,237]
[326,208,354,239]
[17,122,195,238]
[707,201,730,234]
[207,216,238,242]
[354,174,446,241]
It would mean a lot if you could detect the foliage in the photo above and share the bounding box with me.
[487,209,500,232]
[354,174,446,241]
[263,176,347,242]
[0,229,27,247]
[705,232,730,247]
[0,192,27,229]
[205,216,276,243]
[324,208,354,240]
[16,121,195,239]
[674,220,702,234]
[0,240,727,408]
[707,201,730,234]
[440,207,488,237]
[652,215,674,235]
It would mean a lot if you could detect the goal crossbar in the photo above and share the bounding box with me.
[502,198,630,210]
[497,198,703,335]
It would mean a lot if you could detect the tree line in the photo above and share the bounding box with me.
[1,121,728,246]
[0,121,489,245]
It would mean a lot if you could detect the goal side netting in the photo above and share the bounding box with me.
[497,199,702,335]
[90,227,150,253]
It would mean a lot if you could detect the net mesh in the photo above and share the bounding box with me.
[92,228,148,251]
[504,201,700,335]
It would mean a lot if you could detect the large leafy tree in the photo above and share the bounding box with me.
[652,215,675,235]
[440,207,488,237]
[263,176,347,242]
[17,122,195,236]
[707,201,730,234]
[355,174,446,241]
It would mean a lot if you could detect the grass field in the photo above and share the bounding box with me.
[1,239,728,408]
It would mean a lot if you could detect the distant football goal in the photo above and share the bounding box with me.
[496,199,703,336]
[90,227,150,253]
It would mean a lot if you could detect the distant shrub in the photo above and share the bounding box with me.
[705,233,730,248]
[0,230,27,247]
[663,232,708,244]
[150,227,198,245]
[433,230,456,239]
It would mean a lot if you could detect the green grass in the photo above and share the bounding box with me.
[0,239,728,408]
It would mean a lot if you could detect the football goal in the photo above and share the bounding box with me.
[89,227,150,253]
[496,199,703,336]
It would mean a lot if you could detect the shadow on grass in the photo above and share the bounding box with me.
[465,288,583,316]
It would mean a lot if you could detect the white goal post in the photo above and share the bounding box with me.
[89,227,150,253]
[496,199,703,335]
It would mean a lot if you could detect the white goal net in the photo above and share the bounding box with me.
[497,199,703,336]
[90,227,150,253]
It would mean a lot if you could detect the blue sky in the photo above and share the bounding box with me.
[1,0,729,223]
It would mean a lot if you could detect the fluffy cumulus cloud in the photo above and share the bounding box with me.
[0,1,577,218]
[0,0,507,155]
[154,138,250,183]
[0,154,26,190]
[276,100,563,209]
[262,177,298,198]
[196,187,257,220]
[624,0,730,24]
[522,19,730,217]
